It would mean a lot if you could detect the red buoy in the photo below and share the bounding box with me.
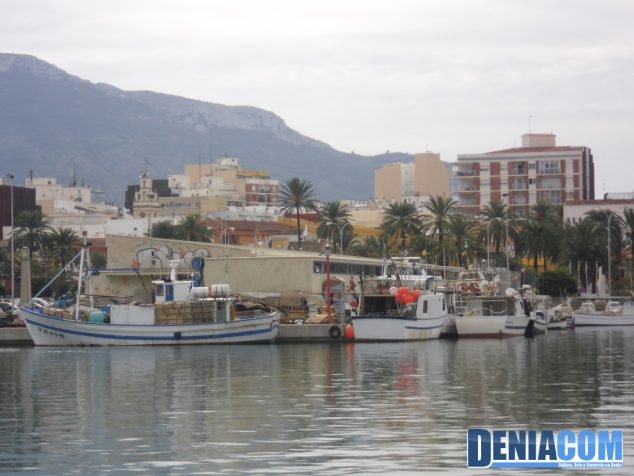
[344,323,355,340]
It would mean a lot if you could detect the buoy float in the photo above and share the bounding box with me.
[343,323,355,340]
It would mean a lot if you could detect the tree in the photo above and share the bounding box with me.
[563,217,604,289]
[447,214,472,268]
[620,207,634,277]
[316,201,352,253]
[585,209,624,285]
[349,233,396,259]
[278,177,317,250]
[14,210,50,255]
[381,201,420,253]
[479,200,509,255]
[43,227,82,268]
[536,269,578,298]
[151,221,179,240]
[421,195,457,265]
[177,216,210,242]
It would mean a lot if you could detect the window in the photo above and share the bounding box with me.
[539,161,560,174]
[422,300,428,314]
[529,178,536,185]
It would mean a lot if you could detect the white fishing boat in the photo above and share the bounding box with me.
[21,245,279,346]
[454,293,530,338]
[352,276,447,341]
[572,300,634,327]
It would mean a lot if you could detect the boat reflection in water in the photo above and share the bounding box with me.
[1,328,634,473]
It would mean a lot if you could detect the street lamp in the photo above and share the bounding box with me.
[6,174,15,307]
[475,215,491,269]
[326,220,355,255]
[220,220,235,281]
[607,211,617,297]
[502,193,510,282]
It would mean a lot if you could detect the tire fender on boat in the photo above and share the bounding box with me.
[328,325,342,339]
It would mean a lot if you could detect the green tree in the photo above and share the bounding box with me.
[620,207,634,280]
[177,216,210,242]
[536,268,578,298]
[278,177,317,250]
[421,195,457,265]
[561,218,603,293]
[316,201,352,253]
[446,214,472,268]
[43,227,82,268]
[479,199,509,255]
[349,233,396,259]
[151,221,180,240]
[14,210,50,255]
[381,201,420,253]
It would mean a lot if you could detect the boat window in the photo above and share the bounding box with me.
[155,284,164,297]
[423,300,428,314]
[442,299,446,311]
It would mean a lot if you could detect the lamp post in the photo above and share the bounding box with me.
[502,194,510,282]
[327,220,355,255]
[6,174,15,307]
[475,215,490,269]
[324,243,332,322]
[607,211,616,297]
[221,221,234,282]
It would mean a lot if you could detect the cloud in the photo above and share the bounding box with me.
[1,0,633,192]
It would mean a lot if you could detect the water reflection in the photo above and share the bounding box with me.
[0,329,632,474]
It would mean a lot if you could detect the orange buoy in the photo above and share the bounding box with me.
[344,323,355,340]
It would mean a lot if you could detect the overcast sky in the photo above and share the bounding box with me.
[2,0,633,194]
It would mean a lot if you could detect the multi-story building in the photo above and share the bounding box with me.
[452,133,594,217]
[374,152,450,203]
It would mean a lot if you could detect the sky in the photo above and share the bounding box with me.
[1,0,633,195]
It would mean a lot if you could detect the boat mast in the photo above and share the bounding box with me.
[75,231,88,321]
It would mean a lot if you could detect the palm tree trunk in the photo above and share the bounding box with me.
[296,206,301,250]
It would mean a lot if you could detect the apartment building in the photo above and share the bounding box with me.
[452,133,594,217]
[374,152,450,202]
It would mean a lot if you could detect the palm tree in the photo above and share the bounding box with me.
[14,210,50,256]
[278,177,317,250]
[349,233,396,260]
[151,221,179,240]
[421,195,457,265]
[381,201,420,253]
[515,220,544,272]
[585,209,624,285]
[479,200,508,255]
[177,216,210,242]
[621,207,634,276]
[316,201,352,252]
[446,214,472,268]
[43,227,82,268]
[562,218,603,292]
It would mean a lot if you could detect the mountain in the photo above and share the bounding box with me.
[0,53,412,204]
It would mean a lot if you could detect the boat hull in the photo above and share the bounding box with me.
[572,313,634,327]
[21,307,279,346]
[454,315,526,337]
[352,314,444,341]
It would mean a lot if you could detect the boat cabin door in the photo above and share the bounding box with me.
[165,283,174,302]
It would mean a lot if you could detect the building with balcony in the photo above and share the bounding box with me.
[452,133,594,217]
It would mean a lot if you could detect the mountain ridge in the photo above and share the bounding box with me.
[0,52,412,204]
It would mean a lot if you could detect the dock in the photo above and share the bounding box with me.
[0,327,33,346]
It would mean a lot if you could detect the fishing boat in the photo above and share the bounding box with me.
[454,292,530,337]
[352,275,447,341]
[20,243,279,346]
[572,300,634,327]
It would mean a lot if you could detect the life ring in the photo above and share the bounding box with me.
[328,325,342,339]
[457,282,467,292]
[469,282,480,293]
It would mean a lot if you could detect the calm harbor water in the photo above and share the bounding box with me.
[0,328,633,475]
